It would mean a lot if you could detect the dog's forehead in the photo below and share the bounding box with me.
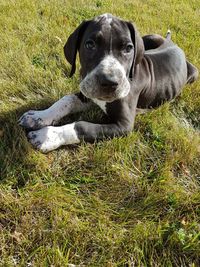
[84,14,130,38]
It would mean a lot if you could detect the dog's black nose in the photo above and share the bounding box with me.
[98,74,119,89]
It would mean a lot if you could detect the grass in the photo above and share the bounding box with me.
[0,0,200,266]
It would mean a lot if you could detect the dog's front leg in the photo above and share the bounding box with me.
[19,93,91,130]
[27,120,133,153]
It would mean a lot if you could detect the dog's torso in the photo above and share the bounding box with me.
[136,43,188,108]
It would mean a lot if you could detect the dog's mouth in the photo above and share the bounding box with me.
[96,88,130,102]
[81,89,117,102]
[97,96,116,102]
[80,82,130,102]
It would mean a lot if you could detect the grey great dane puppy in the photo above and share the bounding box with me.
[19,14,198,153]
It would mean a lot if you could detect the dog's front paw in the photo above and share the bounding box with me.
[19,110,53,130]
[27,126,65,153]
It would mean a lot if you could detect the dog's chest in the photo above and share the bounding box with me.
[92,99,107,114]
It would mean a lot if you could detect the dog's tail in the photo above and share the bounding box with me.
[166,29,171,40]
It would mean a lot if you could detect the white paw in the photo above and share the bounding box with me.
[27,124,80,153]
[19,110,54,130]
[27,126,65,153]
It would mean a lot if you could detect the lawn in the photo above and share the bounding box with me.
[0,0,200,266]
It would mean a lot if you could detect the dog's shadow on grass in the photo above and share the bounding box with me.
[0,99,52,185]
[0,98,105,187]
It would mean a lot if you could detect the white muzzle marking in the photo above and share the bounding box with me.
[80,55,130,102]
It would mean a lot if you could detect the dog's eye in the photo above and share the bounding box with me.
[85,39,96,50]
[125,43,133,53]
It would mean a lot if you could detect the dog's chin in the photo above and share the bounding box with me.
[97,92,128,102]
[80,87,130,103]
[97,96,116,102]
[98,88,130,102]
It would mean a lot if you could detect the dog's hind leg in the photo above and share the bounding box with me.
[142,34,165,50]
[143,30,172,51]
[186,61,199,84]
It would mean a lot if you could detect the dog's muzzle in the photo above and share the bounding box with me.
[80,55,130,102]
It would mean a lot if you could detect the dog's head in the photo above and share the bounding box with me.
[64,14,144,102]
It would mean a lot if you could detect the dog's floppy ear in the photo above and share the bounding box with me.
[126,22,144,78]
[64,21,90,77]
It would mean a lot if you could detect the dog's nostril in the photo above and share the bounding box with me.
[99,74,119,88]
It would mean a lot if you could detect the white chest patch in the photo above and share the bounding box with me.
[92,98,107,114]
